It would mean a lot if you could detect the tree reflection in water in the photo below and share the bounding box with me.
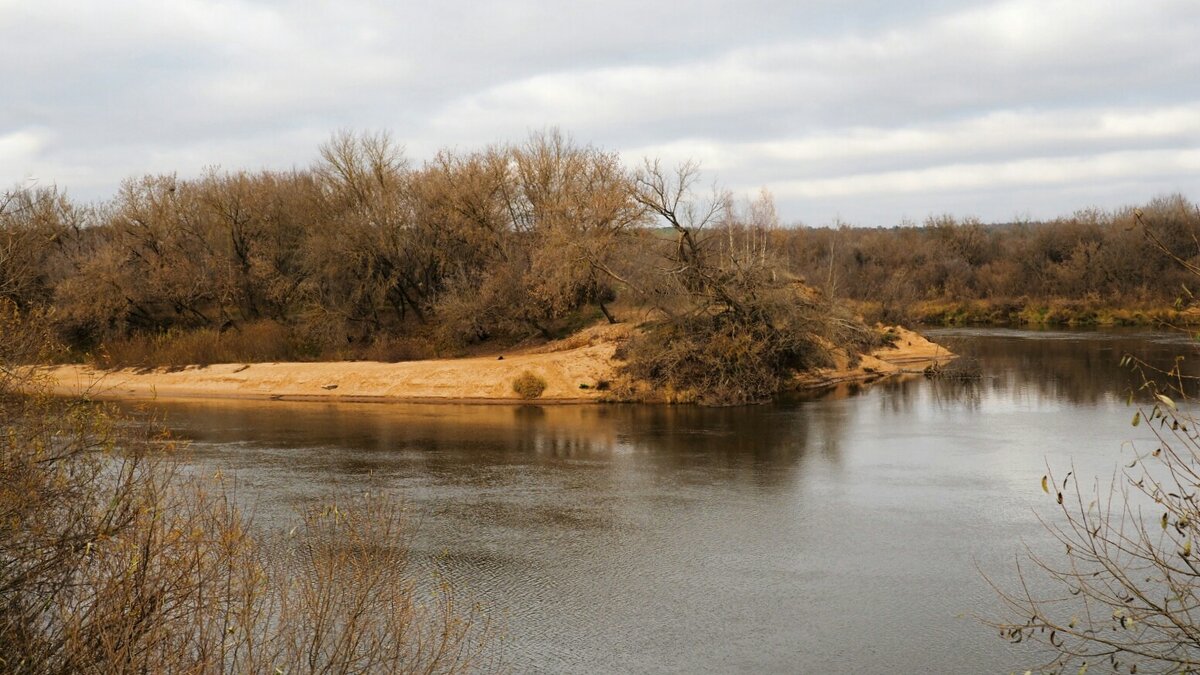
[111,327,1200,674]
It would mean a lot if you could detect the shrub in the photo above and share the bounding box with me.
[94,320,305,368]
[615,312,834,405]
[361,334,436,362]
[1,313,490,673]
[511,371,547,399]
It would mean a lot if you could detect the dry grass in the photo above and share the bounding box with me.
[95,320,305,368]
[92,322,443,369]
[1,305,492,674]
[909,298,1200,327]
[359,334,437,363]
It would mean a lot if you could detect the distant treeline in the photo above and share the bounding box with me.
[777,195,1200,326]
[2,130,1196,375]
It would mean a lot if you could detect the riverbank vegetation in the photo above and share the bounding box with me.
[0,305,489,672]
[3,130,1195,403]
[0,130,873,405]
[780,195,1200,327]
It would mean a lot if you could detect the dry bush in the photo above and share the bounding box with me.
[511,371,547,399]
[613,161,869,405]
[95,320,304,368]
[433,269,525,349]
[774,195,1200,326]
[264,494,490,674]
[921,355,982,380]
[360,334,437,362]
[615,308,834,405]
[1,308,490,673]
[988,355,1200,672]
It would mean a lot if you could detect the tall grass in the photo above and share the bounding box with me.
[92,321,438,369]
[1,303,491,673]
[95,320,305,368]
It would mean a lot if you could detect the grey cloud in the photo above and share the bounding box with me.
[1,0,1197,225]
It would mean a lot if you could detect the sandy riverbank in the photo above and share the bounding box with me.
[796,325,955,388]
[40,325,952,404]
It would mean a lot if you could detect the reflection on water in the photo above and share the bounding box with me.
[131,328,1200,673]
[928,326,1200,404]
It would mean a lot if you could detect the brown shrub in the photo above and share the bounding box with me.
[94,320,305,368]
[615,313,835,405]
[2,316,491,673]
[360,334,437,362]
[511,371,547,399]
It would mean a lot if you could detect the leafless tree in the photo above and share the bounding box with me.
[990,205,1200,673]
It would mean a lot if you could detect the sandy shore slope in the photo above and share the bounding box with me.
[43,325,626,404]
[794,326,955,387]
[41,326,952,404]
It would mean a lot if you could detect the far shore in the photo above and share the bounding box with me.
[39,326,953,405]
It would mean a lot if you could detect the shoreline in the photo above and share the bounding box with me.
[40,326,953,406]
[904,300,1200,328]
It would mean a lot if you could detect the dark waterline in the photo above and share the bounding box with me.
[129,327,1200,673]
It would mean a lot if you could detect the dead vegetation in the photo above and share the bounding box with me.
[609,161,875,405]
[0,303,490,673]
[780,195,1200,327]
[511,371,547,399]
[3,130,888,405]
[922,356,982,381]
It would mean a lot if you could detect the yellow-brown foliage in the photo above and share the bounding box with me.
[511,371,547,399]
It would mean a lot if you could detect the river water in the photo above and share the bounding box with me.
[135,328,1200,673]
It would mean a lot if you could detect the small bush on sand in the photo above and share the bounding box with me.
[511,371,547,399]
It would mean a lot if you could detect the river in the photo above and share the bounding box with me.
[132,328,1200,673]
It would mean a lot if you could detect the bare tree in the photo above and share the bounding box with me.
[990,205,1200,673]
[615,160,870,405]
[0,184,80,310]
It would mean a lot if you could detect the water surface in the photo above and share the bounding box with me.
[138,327,1200,673]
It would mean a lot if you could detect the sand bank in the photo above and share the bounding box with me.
[794,326,954,388]
[41,326,951,404]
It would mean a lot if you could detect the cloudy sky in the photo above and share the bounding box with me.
[2,0,1198,226]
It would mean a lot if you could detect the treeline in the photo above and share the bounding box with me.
[6,129,1192,394]
[2,130,872,404]
[776,195,1200,325]
[3,131,640,360]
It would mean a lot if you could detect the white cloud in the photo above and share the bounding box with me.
[0,0,1197,224]
[626,104,1200,171]
[0,129,50,165]
[772,149,1200,198]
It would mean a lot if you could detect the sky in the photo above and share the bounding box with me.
[2,0,1198,227]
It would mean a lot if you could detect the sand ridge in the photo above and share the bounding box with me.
[41,325,951,404]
